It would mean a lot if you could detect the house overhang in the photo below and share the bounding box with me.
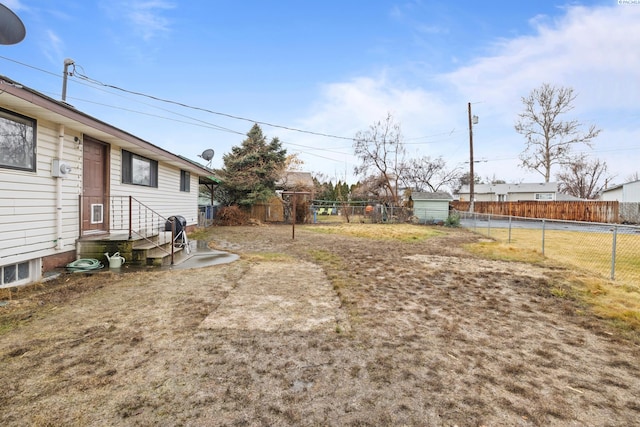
[0,76,212,177]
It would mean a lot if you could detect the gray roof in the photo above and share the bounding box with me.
[601,179,640,193]
[412,191,453,200]
[458,182,558,194]
[276,171,315,190]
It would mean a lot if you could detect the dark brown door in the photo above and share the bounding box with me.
[82,137,109,234]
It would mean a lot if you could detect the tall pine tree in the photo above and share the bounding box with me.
[218,124,287,207]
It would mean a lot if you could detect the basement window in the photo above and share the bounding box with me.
[1,261,32,288]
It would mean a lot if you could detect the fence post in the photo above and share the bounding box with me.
[508,216,512,243]
[541,219,545,255]
[611,225,618,281]
[487,214,491,237]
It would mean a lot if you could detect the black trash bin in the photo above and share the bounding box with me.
[165,215,186,234]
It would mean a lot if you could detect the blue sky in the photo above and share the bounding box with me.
[2,0,639,188]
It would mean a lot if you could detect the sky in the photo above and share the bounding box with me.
[1,0,639,189]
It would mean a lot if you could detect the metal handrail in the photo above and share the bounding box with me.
[124,196,175,264]
[79,195,185,265]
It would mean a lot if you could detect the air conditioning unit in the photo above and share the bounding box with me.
[52,159,72,178]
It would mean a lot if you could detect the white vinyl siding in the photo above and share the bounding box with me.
[601,181,640,202]
[0,118,81,267]
[110,150,199,227]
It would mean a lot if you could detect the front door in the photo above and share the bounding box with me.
[82,136,109,234]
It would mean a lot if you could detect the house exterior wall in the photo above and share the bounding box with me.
[601,181,640,203]
[457,183,558,202]
[1,93,207,287]
[0,116,82,286]
[459,191,557,202]
[108,148,200,227]
[601,187,623,201]
[413,200,450,223]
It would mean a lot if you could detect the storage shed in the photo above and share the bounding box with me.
[411,192,453,223]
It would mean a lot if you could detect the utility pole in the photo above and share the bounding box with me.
[467,102,478,213]
[61,58,74,102]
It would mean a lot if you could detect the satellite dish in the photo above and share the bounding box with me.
[0,4,26,45]
[201,149,214,161]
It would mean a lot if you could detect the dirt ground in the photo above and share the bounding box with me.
[1,224,639,426]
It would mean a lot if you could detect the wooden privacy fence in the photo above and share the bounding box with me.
[250,201,284,222]
[451,201,619,223]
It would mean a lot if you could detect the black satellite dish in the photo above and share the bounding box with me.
[201,149,214,161]
[0,4,26,45]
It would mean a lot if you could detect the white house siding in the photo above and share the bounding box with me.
[601,187,623,201]
[623,182,640,202]
[1,76,214,287]
[602,181,640,203]
[0,116,82,284]
[108,148,200,228]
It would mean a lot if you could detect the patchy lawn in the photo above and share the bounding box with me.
[1,224,639,426]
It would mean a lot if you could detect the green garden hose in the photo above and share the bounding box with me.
[66,258,104,272]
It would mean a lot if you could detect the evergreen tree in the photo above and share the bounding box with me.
[217,124,287,207]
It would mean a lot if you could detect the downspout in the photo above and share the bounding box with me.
[56,124,64,250]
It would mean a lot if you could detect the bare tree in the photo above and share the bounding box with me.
[351,174,390,201]
[556,156,611,199]
[515,83,601,182]
[353,113,404,205]
[625,171,640,182]
[399,156,461,193]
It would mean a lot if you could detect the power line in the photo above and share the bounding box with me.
[70,66,357,142]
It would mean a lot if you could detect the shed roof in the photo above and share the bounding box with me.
[412,191,453,200]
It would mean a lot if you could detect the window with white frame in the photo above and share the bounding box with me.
[535,193,554,201]
[0,107,36,172]
[1,260,35,287]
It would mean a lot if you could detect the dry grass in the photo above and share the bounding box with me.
[464,235,640,335]
[305,222,443,242]
[475,227,640,284]
[2,224,640,426]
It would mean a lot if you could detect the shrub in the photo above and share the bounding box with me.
[444,213,461,228]
[215,205,249,226]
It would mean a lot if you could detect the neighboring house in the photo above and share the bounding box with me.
[276,171,315,193]
[412,191,453,223]
[600,180,640,202]
[457,182,560,202]
[600,180,640,224]
[0,75,214,287]
[274,171,315,223]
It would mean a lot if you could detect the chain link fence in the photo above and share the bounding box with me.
[457,211,640,285]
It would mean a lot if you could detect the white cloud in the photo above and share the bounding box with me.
[443,5,640,113]
[111,0,175,41]
[2,0,25,10]
[296,4,640,183]
[40,30,64,64]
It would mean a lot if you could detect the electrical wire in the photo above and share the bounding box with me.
[70,66,356,141]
